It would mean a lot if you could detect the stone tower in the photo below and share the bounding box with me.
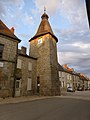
[29,12,60,95]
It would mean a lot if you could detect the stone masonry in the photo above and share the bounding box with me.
[0,35,19,97]
[29,12,60,96]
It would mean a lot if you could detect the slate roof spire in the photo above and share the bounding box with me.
[29,10,58,42]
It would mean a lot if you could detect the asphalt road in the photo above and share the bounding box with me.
[0,97,90,120]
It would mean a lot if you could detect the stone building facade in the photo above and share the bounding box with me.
[58,64,90,92]
[15,48,37,96]
[0,12,60,97]
[0,20,20,97]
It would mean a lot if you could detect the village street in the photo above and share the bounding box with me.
[61,91,90,100]
[0,91,90,120]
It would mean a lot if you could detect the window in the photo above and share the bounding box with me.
[17,59,21,69]
[0,62,3,67]
[61,81,65,87]
[37,76,40,93]
[0,44,4,59]
[62,72,64,77]
[16,81,19,88]
[59,71,61,77]
[70,75,72,80]
[67,74,69,79]
[27,78,32,90]
[28,62,32,71]
[38,38,42,44]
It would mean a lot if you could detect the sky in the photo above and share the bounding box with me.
[0,0,90,78]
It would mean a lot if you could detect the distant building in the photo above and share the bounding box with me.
[58,64,79,91]
[58,64,90,92]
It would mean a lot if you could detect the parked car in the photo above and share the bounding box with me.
[77,86,83,91]
[67,87,75,92]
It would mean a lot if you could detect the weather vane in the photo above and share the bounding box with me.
[44,6,46,13]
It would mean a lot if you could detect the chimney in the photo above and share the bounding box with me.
[10,27,15,33]
[21,46,27,55]
[63,64,68,69]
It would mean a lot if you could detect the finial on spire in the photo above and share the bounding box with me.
[44,6,46,13]
[41,7,49,19]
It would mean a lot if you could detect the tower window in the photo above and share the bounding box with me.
[38,38,42,44]
[0,44,4,59]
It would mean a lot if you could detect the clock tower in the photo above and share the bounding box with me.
[29,12,60,95]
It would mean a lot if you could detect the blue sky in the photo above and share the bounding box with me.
[0,0,90,78]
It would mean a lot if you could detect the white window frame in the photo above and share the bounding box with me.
[70,75,72,80]
[38,38,42,44]
[28,62,32,71]
[17,59,21,69]
[62,72,65,77]
[59,71,61,77]
[67,74,69,79]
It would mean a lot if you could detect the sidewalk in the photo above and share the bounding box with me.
[0,95,51,105]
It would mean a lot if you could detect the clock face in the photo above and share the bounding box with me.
[38,38,42,44]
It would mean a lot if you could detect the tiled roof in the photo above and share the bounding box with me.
[29,13,58,42]
[0,19,21,42]
[58,64,66,72]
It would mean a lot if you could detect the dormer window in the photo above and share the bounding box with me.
[0,44,4,59]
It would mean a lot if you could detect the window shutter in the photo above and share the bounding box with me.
[17,59,21,69]
[27,78,32,90]
[28,62,32,71]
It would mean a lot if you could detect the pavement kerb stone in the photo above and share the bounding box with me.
[55,95,90,101]
[0,96,52,105]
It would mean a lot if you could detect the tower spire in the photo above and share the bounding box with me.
[29,10,58,42]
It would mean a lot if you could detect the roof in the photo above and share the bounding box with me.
[0,19,21,42]
[58,63,79,76]
[18,53,37,60]
[58,64,67,72]
[29,12,58,42]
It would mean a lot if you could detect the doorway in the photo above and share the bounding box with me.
[15,78,21,96]
[37,76,40,93]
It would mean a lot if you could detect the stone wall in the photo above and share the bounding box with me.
[0,35,18,97]
[30,34,60,96]
[16,55,37,96]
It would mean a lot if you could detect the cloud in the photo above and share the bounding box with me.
[58,51,90,77]
[6,0,25,9]
[0,1,6,18]
[59,0,89,28]
[57,27,90,78]
[22,13,34,25]
[0,0,34,29]
[34,0,61,15]
[34,0,89,28]
[0,0,25,18]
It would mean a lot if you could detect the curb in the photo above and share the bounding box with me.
[0,96,52,105]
